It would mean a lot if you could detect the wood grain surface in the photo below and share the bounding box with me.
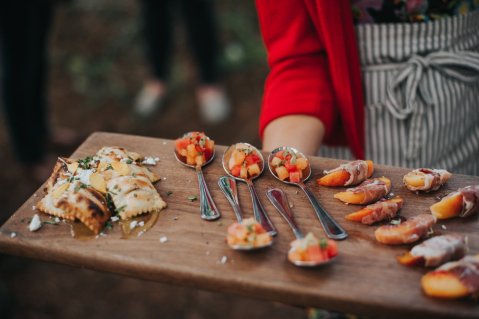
[1,132,478,319]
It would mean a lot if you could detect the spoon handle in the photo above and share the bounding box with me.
[266,188,303,239]
[246,180,277,236]
[299,183,348,240]
[196,167,221,220]
[218,176,243,223]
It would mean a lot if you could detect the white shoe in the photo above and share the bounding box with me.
[134,82,167,117]
[197,86,231,124]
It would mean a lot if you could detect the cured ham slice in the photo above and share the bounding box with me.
[318,160,374,187]
[422,254,479,299]
[375,213,436,245]
[345,197,403,225]
[334,177,391,205]
[403,168,452,192]
[398,234,467,267]
[430,185,479,219]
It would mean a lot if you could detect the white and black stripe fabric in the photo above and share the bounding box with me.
[319,11,479,176]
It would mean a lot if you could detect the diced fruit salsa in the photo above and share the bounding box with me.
[270,148,308,183]
[288,232,338,264]
[175,132,215,167]
[226,218,273,248]
[227,143,262,179]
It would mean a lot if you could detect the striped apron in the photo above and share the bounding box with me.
[319,11,479,176]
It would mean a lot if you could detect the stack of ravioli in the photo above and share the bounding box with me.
[37,146,167,234]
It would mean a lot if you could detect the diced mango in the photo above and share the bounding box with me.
[295,157,308,170]
[270,156,282,167]
[195,155,205,167]
[247,163,261,177]
[240,166,248,179]
[186,144,196,158]
[275,166,289,181]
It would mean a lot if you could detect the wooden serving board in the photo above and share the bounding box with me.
[1,132,478,319]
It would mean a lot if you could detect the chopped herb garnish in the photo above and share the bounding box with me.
[115,205,127,213]
[78,156,93,169]
[166,191,173,196]
[319,238,328,250]
[106,164,113,170]
[125,159,133,164]
[43,221,59,226]
[187,195,197,202]
[132,173,137,177]
[105,221,113,230]
[105,193,115,211]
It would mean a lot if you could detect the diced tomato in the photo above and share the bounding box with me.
[175,138,189,153]
[289,171,301,183]
[285,153,292,161]
[204,148,213,161]
[245,153,261,166]
[275,151,284,160]
[254,223,265,234]
[326,240,338,258]
[284,161,298,172]
[230,165,241,177]
[195,145,204,153]
[306,246,326,262]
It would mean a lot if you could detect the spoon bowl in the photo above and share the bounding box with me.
[174,132,220,220]
[222,143,277,236]
[268,146,348,240]
[267,188,336,267]
[218,176,273,251]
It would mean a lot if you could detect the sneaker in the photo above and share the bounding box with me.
[134,81,167,117]
[197,86,231,124]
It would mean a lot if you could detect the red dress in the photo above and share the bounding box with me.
[256,0,365,159]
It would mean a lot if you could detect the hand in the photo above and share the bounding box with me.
[262,115,325,156]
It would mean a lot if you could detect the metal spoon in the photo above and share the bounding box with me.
[267,188,335,267]
[174,132,221,220]
[222,143,277,236]
[267,146,347,240]
[219,176,273,250]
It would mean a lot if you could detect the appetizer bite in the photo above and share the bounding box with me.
[334,177,391,205]
[345,196,403,225]
[397,234,467,267]
[403,168,452,192]
[421,254,479,299]
[37,147,167,234]
[430,185,479,219]
[375,213,436,245]
[226,143,262,179]
[226,218,272,249]
[269,148,309,183]
[175,131,215,167]
[288,232,338,264]
[318,160,374,187]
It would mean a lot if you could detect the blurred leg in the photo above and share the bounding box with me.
[180,0,220,84]
[140,0,173,81]
[0,2,53,164]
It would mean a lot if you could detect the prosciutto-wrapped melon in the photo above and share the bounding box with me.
[430,185,479,219]
[334,177,391,205]
[318,160,374,187]
[345,196,403,225]
[403,168,451,192]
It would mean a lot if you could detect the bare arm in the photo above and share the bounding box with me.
[262,115,325,156]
